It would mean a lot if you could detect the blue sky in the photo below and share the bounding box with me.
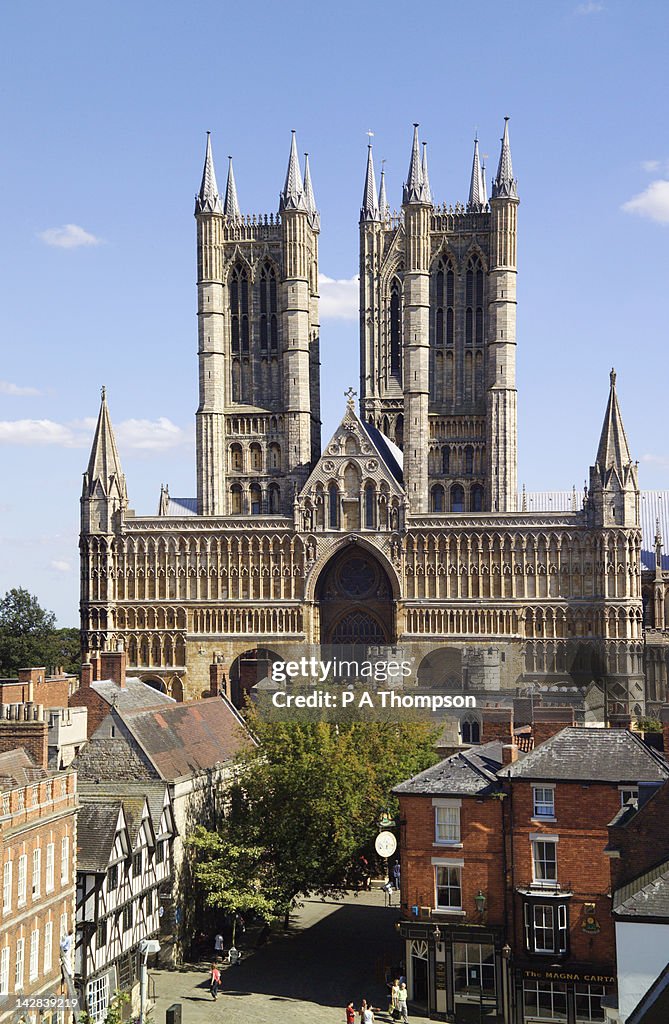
[1,0,668,625]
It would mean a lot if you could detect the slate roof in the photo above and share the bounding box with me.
[120,696,254,781]
[360,420,403,484]
[0,748,47,790]
[503,728,669,783]
[79,781,169,834]
[614,859,669,920]
[91,677,175,710]
[77,801,122,872]
[74,723,159,782]
[166,497,198,516]
[393,741,503,797]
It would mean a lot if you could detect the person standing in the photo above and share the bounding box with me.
[209,963,221,1000]
[390,979,401,1019]
[214,932,224,957]
[392,861,401,891]
[397,983,409,1023]
[346,1002,355,1024]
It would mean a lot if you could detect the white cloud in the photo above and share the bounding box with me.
[622,180,669,225]
[38,224,102,249]
[642,160,661,172]
[50,560,72,573]
[574,1,604,12]
[0,380,41,397]
[0,416,189,452]
[641,454,669,469]
[319,274,359,321]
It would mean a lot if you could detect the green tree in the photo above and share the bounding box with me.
[0,588,80,676]
[188,713,439,925]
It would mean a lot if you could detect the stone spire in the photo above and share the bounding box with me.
[223,156,240,219]
[492,117,518,199]
[421,142,432,204]
[480,158,488,206]
[468,137,483,208]
[403,124,428,204]
[361,144,380,222]
[195,132,222,214]
[378,164,389,220]
[84,388,127,502]
[279,130,307,212]
[594,368,634,476]
[303,152,320,229]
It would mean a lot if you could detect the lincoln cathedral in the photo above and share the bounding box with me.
[79,120,669,719]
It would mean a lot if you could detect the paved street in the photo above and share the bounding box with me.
[150,890,414,1024]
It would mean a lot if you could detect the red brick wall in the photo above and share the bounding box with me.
[0,771,77,1007]
[0,720,48,769]
[69,686,109,737]
[506,781,619,966]
[399,792,506,927]
[607,780,669,890]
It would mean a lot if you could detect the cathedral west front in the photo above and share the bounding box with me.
[80,120,658,721]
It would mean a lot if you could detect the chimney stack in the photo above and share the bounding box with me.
[532,706,576,747]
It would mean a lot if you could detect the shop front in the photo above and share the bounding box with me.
[513,965,616,1024]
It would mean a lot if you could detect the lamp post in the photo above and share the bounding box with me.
[501,943,512,1024]
[138,939,160,1024]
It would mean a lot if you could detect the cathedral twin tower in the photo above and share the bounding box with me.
[194,120,519,518]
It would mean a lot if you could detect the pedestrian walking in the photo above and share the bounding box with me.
[397,983,409,1023]
[359,1000,374,1024]
[390,979,401,1019]
[209,963,221,1000]
[392,861,401,891]
[213,932,224,956]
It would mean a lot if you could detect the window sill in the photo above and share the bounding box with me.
[434,908,466,916]
[531,817,557,824]
[530,881,560,890]
[433,842,463,849]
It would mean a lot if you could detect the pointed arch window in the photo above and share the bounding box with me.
[431,485,445,513]
[259,264,278,353]
[268,484,281,514]
[451,484,465,513]
[390,279,402,376]
[433,261,455,350]
[364,484,376,529]
[328,482,339,529]
[230,485,243,515]
[230,265,249,355]
[249,484,262,515]
[471,484,484,512]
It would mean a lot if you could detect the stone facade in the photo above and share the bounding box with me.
[79,123,650,718]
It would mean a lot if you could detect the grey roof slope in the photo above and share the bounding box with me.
[361,420,403,483]
[503,728,669,783]
[80,780,169,829]
[614,859,669,919]
[91,677,175,710]
[77,801,122,872]
[393,741,503,797]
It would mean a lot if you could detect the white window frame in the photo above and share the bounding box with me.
[44,920,53,974]
[60,911,68,939]
[32,847,41,899]
[87,974,110,1024]
[15,936,25,991]
[433,798,462,846]
[574,982,607,1022]
[0,946,9,996]
[29,929,39,981]
[530,834,559,888]
[18,854,27,906]
[2,859,12,913]
[61,836,70,885]
[432,858,464,911]
[532,785,556,820]
[619,786,638,808]
[523,979,568,1021]
[46,843,55,893]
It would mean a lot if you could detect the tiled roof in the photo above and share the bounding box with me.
[0,748,47,790]
[77,801,122,872]
[91,678,175,710]
[120,696,254,781]
[614,859,669,919]
[393,741,503,796]
[503,728,669,783]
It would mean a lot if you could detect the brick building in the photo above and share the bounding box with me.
[0,670,77,711]
[394,726,669,1023]
[0,705,77,1024]
[69,647,174,739]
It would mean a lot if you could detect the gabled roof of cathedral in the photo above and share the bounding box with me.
[279,130,307,212]
[299,395,404,499]
[223,156,240,219]
[595,368,634,477]
[195,132,222,214]
[492,117,518,200]
[84,388,127,500]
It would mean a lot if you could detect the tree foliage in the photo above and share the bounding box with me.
[188,711,439,923]
[0,588,80,676]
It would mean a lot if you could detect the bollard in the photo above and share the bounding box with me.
[166,1004,182,1024]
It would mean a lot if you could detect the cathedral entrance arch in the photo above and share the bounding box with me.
[315,544,396,645]
[229,647,282,709]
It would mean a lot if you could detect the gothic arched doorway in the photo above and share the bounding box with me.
[316,545,395,646]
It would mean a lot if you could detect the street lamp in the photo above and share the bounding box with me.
[474,890,487,914]
[138,939,160,1024]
